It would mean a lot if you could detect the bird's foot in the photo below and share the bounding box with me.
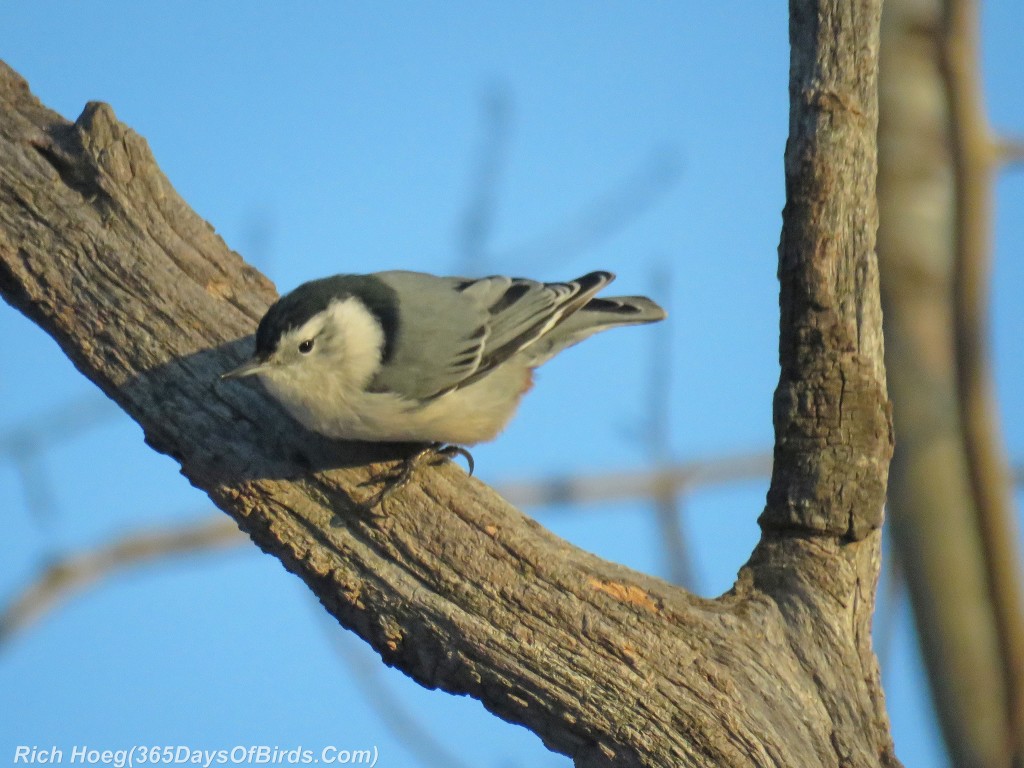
[364,442,475,508]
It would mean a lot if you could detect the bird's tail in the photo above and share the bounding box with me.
[523,293,666,366]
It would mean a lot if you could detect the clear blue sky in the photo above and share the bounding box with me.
[1,3,1021,767]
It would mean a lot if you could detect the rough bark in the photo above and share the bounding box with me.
[0,2,897,764]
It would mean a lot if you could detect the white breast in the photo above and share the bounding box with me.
[264,357,532,445]
[257,298,533,445]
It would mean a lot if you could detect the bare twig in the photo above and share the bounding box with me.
[497,452,771,508]
[316,610,476,768]
[642,265,695,587]
[453,83,681,276]
[0,394,118,459]
[995,136,1024,167]
[3,499,476,768]
[12,454,59,523]
[1,453,774,645]
[494,148,681,270]
[0,517,244,643]
[457,82,513,273]
[2,395,118,522]
[241,208,276,273]
[653,492,694,588]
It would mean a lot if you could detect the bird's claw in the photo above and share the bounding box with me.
[431,444,475,476]
[363,443,475,508]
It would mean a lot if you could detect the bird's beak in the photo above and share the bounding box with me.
[221,356,271,381]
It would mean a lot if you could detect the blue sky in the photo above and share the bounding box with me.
[1,3,1022,767]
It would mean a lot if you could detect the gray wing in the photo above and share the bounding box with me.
[367,270,615,401]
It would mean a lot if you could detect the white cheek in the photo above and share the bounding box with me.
[319,298,387,387]
[254,298,388,437]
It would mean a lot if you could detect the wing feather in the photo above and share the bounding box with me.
[367,270,615,401]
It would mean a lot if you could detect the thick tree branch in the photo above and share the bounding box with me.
[0,9,896,761]
[0,453,773,643]
[752,0,895,761]
[765,0,890,541]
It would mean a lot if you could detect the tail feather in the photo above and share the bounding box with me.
[523,293,666,366]
[577,295,667,322]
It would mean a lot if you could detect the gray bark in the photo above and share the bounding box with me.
[0,2,898,764]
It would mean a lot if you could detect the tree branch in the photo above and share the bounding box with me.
[995,136,1024,167]
[750,3,895,761]
[316,614,477,768]
[942,1,1024,760]
[0,517,244,643]
[0,13,897,762]
[497,453,771,507]
[0,453,773,644]
[877,0,1023,763]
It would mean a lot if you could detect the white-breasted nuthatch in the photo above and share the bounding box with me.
[222,270,665,498]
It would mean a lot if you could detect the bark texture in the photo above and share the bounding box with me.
[0,3,897,764]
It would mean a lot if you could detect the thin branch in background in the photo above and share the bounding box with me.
[0,517,244,644]
[1,453,778,645]
[454,87,691,591]
[497,452,773,509]
[3,506,476,768]
[453,83,682,277]
[996,136,1024,167]
[0,394,119,460]
[0,373,1018,649]
[241,207,276,274]
[942,0,1024,757]
[2,395,119,525]
[457,82,513,273]
[653,493,693,588]
[314,609,475,768]
[3,444,1022,660]
[11,454,59,524]
[643,264,695,588]
[495,147,681,271]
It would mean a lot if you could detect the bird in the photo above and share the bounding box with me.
[222,269,666,503]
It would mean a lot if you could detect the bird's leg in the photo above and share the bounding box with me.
[364,442,475,507]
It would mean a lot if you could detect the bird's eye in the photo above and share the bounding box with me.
[298,339,315,354]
